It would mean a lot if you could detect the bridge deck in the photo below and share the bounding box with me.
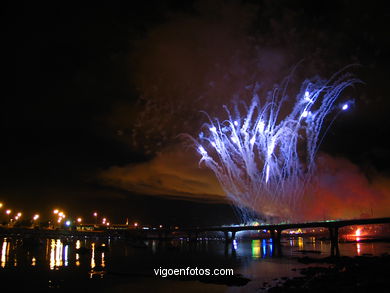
[183,217,390,233]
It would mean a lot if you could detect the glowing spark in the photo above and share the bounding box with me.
[198,145,207,156]
[191,71,359,222]
[250,135,256,145]
[304,91,313,103]
[265,165,270,183]
[209,127,217,133]
[301,110,309,118]
[257,120,265,133]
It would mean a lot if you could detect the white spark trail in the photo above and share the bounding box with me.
[191,71,359,223]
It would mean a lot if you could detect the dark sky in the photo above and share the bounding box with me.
[2,0,390,225]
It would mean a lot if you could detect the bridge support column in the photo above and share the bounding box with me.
[328,227,340,257]
[224,231,236,244]
[269,229,282,257]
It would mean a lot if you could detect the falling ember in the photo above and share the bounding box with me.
[191,70,359,222]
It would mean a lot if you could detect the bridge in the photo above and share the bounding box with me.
[180,217,390,256]
[1,217,389,257]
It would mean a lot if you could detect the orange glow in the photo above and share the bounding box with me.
[355,228,361,237]
[355,228,362,242]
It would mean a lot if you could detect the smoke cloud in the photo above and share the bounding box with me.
[100,148,390,221]
[99,145,225,203]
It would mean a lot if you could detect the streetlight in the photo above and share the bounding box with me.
[53,209,59,214]
[77,218,82,223]
[0,202,3,208]
[32,214,40,227]
[17,212,22,217]
[134,222,138,228]
[5,209,11,215]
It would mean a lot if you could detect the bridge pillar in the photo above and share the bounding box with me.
[269,229,282,243]
[269,229,282,256]
[223,231,236,243]
[328,227,340,257]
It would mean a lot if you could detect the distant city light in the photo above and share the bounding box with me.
[5,209,11,215]
[53,209,59,214]
[33,214,40,221]
[0,203,3,208]
[134,222,138,227]
[342,103,349,110]
[93,212,98,217]
[65,220,71,226]
[77,218,82,223]
[17,212,22,217]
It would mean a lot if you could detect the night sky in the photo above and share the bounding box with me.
[3,0,390,225]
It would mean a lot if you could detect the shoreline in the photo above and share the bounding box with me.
[263,254,390,292]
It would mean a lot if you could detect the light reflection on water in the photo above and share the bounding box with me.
[0,236,388,273]
[0,237,108,274]
[0,235,389,292]
[1,238,8,268]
